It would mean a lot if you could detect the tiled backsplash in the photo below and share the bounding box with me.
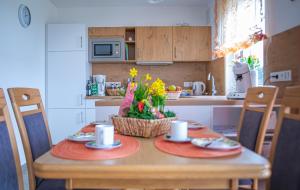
[92,62,209,88]
[264,25,300,97]
[206,57,225,95]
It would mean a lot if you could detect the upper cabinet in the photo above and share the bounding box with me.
[173,26,211,61]
[47,24,86,51]
[135,27,173,62]
[88,27,125,38]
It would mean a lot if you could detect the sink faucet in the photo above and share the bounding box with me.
[208,72,217,96]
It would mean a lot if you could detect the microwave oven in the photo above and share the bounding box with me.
[89,37,125,62]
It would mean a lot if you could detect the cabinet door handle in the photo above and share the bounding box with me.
[80,94,83,106]
[80,36,83,48]
[174,47,177,58]
[80,112,84,123]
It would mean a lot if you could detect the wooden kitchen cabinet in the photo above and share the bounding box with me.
[136,27,173,62]
[88,27,125,38]
[173,26,211,61]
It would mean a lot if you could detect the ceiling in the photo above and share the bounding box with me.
[50,0,211,8]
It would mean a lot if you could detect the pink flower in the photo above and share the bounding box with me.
[118,83,136,116]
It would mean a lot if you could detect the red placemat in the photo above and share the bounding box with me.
[81,124,95,133]
[51,134,140,161]
[154,132,242,158]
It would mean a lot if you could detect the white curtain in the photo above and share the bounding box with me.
[214,0,265,58]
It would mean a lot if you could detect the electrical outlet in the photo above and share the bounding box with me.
[270,70,292,82]
[183,82,193,88]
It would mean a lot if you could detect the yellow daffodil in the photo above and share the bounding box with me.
[149,78,166,97]
[129,67,138,78]
[145,73,152,81]
[130,82,135,90]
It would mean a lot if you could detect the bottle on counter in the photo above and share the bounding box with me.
[91,76,98,96]
[86,79,92,96]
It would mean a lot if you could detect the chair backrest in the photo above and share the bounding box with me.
[8,88,52,190]
[268,86,300,190]
[237,86,278,154]
[0,88,24,190]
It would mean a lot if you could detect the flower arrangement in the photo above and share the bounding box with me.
[124,67,176,120]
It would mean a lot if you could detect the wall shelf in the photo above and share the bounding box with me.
[125,28,136,61]
[125,41,135,44]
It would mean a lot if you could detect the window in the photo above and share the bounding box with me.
[213,0,265,94]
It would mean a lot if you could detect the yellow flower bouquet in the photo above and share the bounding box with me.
[127,67,175,119]
[112,67,176,138]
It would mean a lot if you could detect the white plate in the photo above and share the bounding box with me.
[191,138,241,150]
[67,132,95,142]
[164,134,192,143]
[85,140,122,150]
[186,120,206,129]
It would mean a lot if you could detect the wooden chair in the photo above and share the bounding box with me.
[8,88,65,190]
[237,86,278,190]
[267,85,300,190]
[0,88,24,190]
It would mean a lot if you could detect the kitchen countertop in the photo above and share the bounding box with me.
[87,96,246,106]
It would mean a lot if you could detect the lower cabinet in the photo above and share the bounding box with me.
[85,108,96,124]
[165,106,212,127]
[47,108,86,144]
[95,106,119,122]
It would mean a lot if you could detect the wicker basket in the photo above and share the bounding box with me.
[106,88,120,96]
[112,116,176,138]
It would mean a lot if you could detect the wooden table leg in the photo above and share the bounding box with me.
[252,179,258,190]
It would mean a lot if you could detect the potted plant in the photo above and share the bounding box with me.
[112,68,176,138]
[241,55,260,87]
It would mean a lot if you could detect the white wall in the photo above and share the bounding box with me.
[0,0,57,164]
[266,0,300,36]
[54,6,209,26]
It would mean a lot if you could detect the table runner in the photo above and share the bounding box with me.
[155,131,242,158]
[51,134,140,161]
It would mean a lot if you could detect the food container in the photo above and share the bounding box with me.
[166,91,182,100]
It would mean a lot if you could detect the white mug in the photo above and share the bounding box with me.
[170,120,188,140]
[95,124,114,146]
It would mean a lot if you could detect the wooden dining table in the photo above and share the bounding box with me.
[33,130,270,190]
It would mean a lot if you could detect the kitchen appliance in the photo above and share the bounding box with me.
[192,81,206,96]
[227,62,252,99]
[94,75,106,96]
[89,38,125,62]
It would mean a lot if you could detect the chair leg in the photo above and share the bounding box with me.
[252,179,258,190]
[65,179,73,190]
[231,179,238,190]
